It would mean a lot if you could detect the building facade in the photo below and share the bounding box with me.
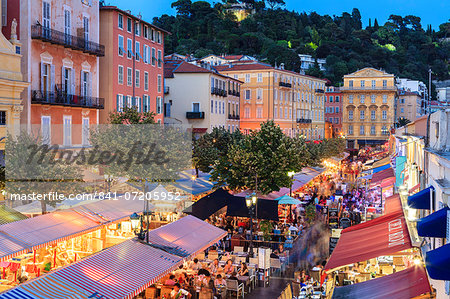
[215,62,326,139]
[164,60,241,138]
[0,4,28,151]
[325,86,343,137]
[16,0,104,147]
[199,54,256,66]
[98,6,166,124]
[298,54,326,73]
[396,90,424,122]
[342,68,397,148]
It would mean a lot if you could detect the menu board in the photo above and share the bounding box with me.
[258,247,271,269]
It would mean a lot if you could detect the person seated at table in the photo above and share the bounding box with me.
[199,272,214,299]
[273,244,287,257]
[189,258,201,271]
[228,272,239,281]
[170,283,192,299]
[209,258,219,274]
[198,264,210,276]
[223,259,235,275]
[214,274,227,288]
[178,272,189,286]
[165,274,177,286]
[238,262,249,276]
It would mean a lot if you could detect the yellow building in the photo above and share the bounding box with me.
[216,62,326,139]
[0,15,28,151]
[341,68,397,148]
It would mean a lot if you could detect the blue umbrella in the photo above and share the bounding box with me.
[275,195,302,205]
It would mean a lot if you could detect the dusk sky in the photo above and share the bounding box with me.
[107,0,449,29]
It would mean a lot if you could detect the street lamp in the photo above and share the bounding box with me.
[246,193,257,258]
[130,212,140,232]
[287,171,296,196]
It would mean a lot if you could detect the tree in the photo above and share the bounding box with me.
[171,0,192,16]
[109,106,156,124]
[397,117,411,127]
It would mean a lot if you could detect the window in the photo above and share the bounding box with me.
[382,80,387,88]
[135,70,140,87]
[329,96,333,102]
[245,107,250,118]
[360,125,365,135]
[157,75,162,93]
[117,94,124,112]
[81,71,89,98]
[360,110,365,120]
[274,107,278,118]
[285,108,288,119]
[257,89,263,100]
[382,95,387,103]
[360,95,365,103]
[371,80,376,88]
[335,107,339,113]
[142,95,149,112]
[348,125,353,135]
[329,107,334,113]
[82,117,89,146]
[134,96,141,111]
[118,14,123,29]
[245,74,250,83]
[151,48,156,66]
[400,98,405,104]
[63,116,72,146]
[135,22,140,36]
[348,110,353,120]
[400,107,404,113]
[127,68,132,86]
[371,110,376,120]
[41,116,51,145]
[1,0,7,27]
[157,50,162,68]
[382,125,388,135]
[349,80,353,88]
[279,107,283,119]
[156,97,163,114]
[127,95,132,108]
[218,101,221,114]
[127,17,132,32]
[257,107,262,118]
[118,35,124,56]
[127,38,132,59]
[0,111,5,126]
[382,110,387,120]
[257,73,262,82]
[118,65,123,84]
[64,9,71,40]
[335,96,339,102]
[83,16,89,42]
[245,90,251,100]
[143,26,148,38]
[371,95,376,103]
[335,117,339,124]
[349,95,353,104]
[144,72,148,90]
[371,125,376,135]
[157,31,161,43]
[135,41,141,61]
[360,80,365,88]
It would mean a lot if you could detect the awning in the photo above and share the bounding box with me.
[370,167,394,187]
[417,207,449,238]
[0,197,148,261]
[1,217,226,299]
[384,194,402,214]
[380,177,396,188]
[332,266,431,299]
[425,243,450,280]
[407,186,434,209]
[183,188,232,220]
[0,206,27,225]
[146,215,227,258]
[275,195,302,205]
[325,210,412,269]
[372,157,390,169]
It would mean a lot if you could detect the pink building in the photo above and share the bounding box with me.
[325,86,343,137]
[99,6,167,124]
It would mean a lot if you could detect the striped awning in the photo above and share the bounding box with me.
[147,215,227,258]
[0,197,148,262]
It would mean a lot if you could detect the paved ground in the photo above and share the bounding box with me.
[245,277,293,299]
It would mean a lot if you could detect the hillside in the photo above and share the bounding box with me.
[153,0,450,88]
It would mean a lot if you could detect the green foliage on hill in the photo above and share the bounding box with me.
[153,0,450,85]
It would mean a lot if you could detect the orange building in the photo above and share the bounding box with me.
[15,0,104,146]
[99,6,167,124]
[215,62,326,139]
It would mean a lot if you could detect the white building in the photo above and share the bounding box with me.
[199,54,256,66]
[298,54,326,73]
[396,78,428,98]
[164,60,241,138]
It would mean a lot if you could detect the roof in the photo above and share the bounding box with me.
[0,205,27,225]
[223,55,245,60]
[164,60,242,82]
[100,6,170,35]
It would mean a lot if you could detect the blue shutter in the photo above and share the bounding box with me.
[116,94,119,111]
[132,97,136,107]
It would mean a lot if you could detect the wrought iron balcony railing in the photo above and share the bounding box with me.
[32,87,104,109]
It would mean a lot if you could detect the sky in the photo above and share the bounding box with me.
[107,0,449,29]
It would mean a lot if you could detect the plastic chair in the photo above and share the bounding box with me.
[270,258,282,276]
[226,279,244,299]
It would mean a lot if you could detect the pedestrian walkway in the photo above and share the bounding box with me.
[246,277,293,299]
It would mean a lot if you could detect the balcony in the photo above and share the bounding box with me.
[228,114,240,120]
[31,88,104,109]
[31,25,105,57]
[210,88,227,97]
[279,82,292,88]
[340,86,397,91]
[315,88,324,94]
[228,90,240,97]
[296,118,312,124]
[186,111,205,119]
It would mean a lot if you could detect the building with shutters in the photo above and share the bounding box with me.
[8,0,104,147]
[325,86,343,137]
[215,61,326,139]
[98,6,167,124]
[342,68,397,149]
[164,60,242,139]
